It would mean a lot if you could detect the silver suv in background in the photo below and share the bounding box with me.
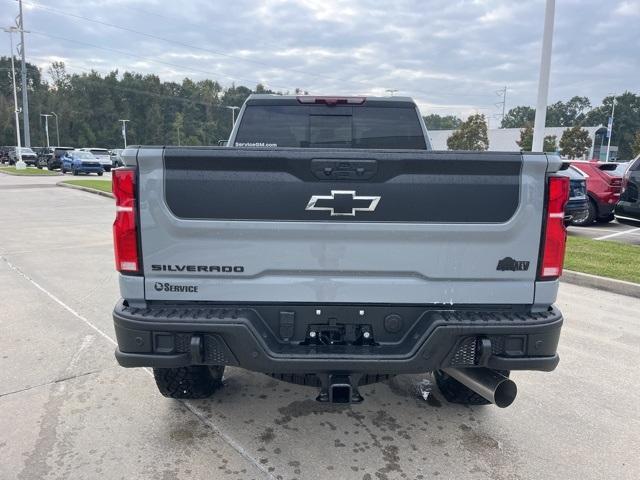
[79,148,112,172]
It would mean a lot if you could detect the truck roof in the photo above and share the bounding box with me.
[245,94,417,104]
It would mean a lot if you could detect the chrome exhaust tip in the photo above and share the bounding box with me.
[443,368,517,408]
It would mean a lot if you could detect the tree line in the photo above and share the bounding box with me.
[0,57,286,148]
[2,57,639,159]
[426,93,640,159]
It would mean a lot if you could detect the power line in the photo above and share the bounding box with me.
[495,86,507,127]
[12,0,504,104]
[28,29,298,93]
[16,0,336,82]
[27,57,259,112]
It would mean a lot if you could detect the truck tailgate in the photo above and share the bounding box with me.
[136,147,550,304]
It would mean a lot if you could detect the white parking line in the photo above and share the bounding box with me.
[594,227,640,241]
[569,226,627,234]
[1,255,276,480]
[2,256,117,345]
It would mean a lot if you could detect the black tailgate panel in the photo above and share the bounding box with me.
[163,147,523,223]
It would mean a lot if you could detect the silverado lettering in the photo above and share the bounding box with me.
[151,264,244,273]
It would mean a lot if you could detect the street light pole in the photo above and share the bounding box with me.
[225,106,239,128]
[4,26,25,169]
[51,111,60,146]
[40,113,52,147]
[17,0,31,147]
[532,0,555,152]
[119,119,129,148]
[605,96,616,163]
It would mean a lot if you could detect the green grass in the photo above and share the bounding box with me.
[565,236,640,284]
[61,179,113,193]
[0,166,60,176]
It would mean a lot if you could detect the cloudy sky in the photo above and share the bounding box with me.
[3,0,639,124]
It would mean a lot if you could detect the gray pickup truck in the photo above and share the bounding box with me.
[112,95,568,408]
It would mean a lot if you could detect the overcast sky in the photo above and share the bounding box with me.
[4,0,639,124]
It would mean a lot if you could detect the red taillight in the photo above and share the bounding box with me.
[539,176,570,280]
[621,172,631,193]
[296,96,366,105]
[112,167,139,273]
[608,177,622,192]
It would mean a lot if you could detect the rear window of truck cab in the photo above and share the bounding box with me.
[234,104,427,150]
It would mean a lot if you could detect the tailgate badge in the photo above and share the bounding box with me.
[306,190,381,216]
[497,257,530,272]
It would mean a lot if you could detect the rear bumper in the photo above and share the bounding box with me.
[564,199,588,222]
[615,202,640,223]
[76,166,104,173]
[113,301,563,374]
[594,195,618,216]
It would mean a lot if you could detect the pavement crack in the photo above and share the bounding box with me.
[182,400,277,480]
[0,369,103,399]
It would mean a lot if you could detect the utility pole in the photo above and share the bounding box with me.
[532,0,555,152]
[605,96,616,162]
[119,119,129,148]
[176,124,181,146]
[4,26,25,169]
[225,106,239,128]
[40,113,52,147]
[17,0,30,147]
[51,111,60,146]
[495,86,507,127]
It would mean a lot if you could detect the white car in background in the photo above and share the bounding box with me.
[79,148,112,172]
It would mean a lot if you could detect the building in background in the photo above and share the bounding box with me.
[428,126,614,160]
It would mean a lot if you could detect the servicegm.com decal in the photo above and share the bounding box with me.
[153,282,198,293]
[234,142,277,147]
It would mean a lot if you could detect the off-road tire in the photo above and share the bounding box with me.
[267,373,394,387]
[153,365,225,399]
[571,199,596,226]
[434,369,510,406]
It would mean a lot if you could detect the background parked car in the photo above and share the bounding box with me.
[615,155,640,224]
[40,146,75,171]
[79,148,112,172]
[110,149,124,168]
[9,147,38,166]
[0,146,13,163]
[558,165,589,226]
[61,150,104,176]
[570,160,623,225]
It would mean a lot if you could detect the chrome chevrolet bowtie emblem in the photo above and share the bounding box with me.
[305,190,381,216]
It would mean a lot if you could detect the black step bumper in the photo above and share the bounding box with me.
[113,301,562,374]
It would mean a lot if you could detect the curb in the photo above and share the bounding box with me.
[0,169,60,177]
[561,270,640,299]
[57,181,114,199]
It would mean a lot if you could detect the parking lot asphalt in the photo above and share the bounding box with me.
[1,175,639,480]
[568,221,640,245]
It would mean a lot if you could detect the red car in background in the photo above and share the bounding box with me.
[569,161,623,226]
